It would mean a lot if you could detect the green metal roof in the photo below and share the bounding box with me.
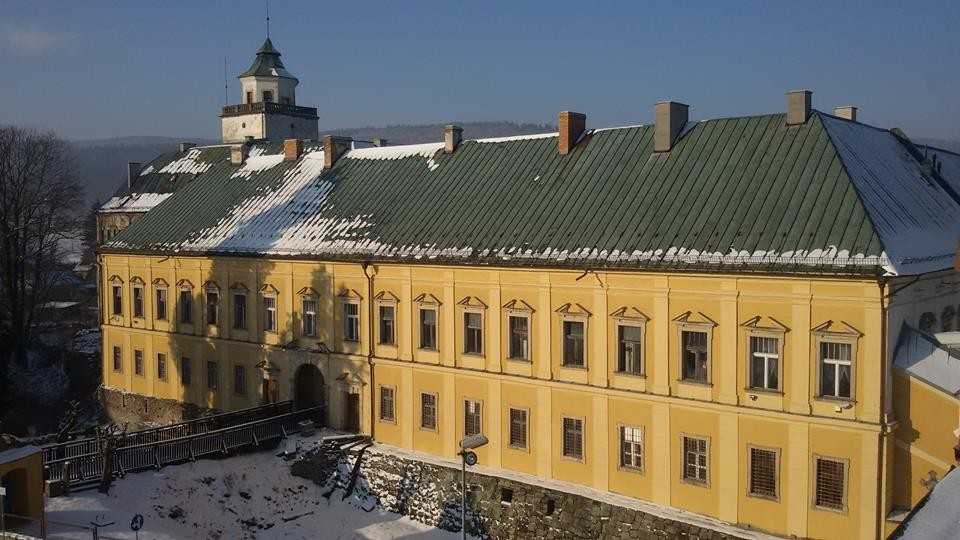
[238,38,296,80]
[101,112,960,276]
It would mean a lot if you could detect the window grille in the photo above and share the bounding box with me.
[749,447,778,499]
[815,457,846,510]
[380,386,395,421]
[682,436,708,484]
[134,349,144,376]
[420,393,437,429]
[157,353,167,380]
[464,399,482,436]
[562,417,584,460]
[509,408,528,449]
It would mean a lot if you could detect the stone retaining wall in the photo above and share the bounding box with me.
[99,387,212,427]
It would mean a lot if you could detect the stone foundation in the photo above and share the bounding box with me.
[292,442,755,540]
[99,387,213,427]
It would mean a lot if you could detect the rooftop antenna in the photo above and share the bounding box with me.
[223,57,228,105]
[266,0,270,39]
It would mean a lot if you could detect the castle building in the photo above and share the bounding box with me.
[97,38,960,539]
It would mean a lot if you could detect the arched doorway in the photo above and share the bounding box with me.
[294,363,325,411]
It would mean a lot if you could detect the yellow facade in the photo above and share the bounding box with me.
[100,253,893,538]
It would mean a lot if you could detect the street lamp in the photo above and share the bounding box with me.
[458,434,488,540]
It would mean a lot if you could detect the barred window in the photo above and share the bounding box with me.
[464,399,482,437]
[420,308,438,350]
[681,330,709,383]
[233,293,246,330]
[508,408,528,449]
[263,295,277,332]
[155,287,167,320]
[302,298,317,337]
[206,361,218,390]
[749,336,780,391]
[134,349,144,376]
[379,386,395,422]
[815,457,847,511]
[344,302,360,342]
[132,286,144,318]
[464,311,483,355]
[617,324,643,375]
[562,417,584,460]
[181,357,192,386]
[682,436,708,484]
[562,320,585,367]
[819,341,852,399]
[112,285,123,316]
[157,353,167,380]
[379,305,395,345]
[420,393,437,430]
[619,426,644,471]
[748,447,778,499]
[179,289,193,324]
[508,314,530,360]
[234,365,246,395]
[112,345,122,372]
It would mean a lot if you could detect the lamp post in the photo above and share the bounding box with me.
[458,434,488,540]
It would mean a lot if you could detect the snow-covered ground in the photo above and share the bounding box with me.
[45,435,458,539]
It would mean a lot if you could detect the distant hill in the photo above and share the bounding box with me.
[71,121,554,204]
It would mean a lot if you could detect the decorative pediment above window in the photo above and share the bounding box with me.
[337,288,363,300]
[555,302,592,317]
[108,275,123,284]
[260,283,279,296]
[129,276,144,286]
[203,280,220,291]
[672,310,717,327]
[230,282,249,292]
[502,299,535,313]
[297,286,319,298]
[740,315,789,333]
[413,292,442,306]
[153,278,169,288]
[336,371,366,392]
[374,290,400,304]
[811,320,862,337]
[457,296,488,310]
[610,306,649,322]
[176,279,193,290]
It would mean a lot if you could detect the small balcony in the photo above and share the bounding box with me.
[221,101,318,119]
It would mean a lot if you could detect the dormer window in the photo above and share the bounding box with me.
[262,90,274,103]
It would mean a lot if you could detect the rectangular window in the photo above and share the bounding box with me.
[682,436,709,484]
[179,289,193,324]
[379,386,395,422]
[419,308,437,350]
[181,357,192,386]
[234,365,246,395]
[262,90,274,102]
[379,305,395,345]
[344,303,360,342]
[681,330,709,383]
[112,285,122,315]
[749,447,778,499]
[112,345,122,372]
[302,298,317,337]
[245,90,253,104]
[132,286,144,318]
[206,361,218,390]
[206,290,219,325]
[617,324,643,375]
[464,399,482,437]
[508,314,530,360]
[263,296,277,332]
[819,341,852,399]
[420,393,437,430]
[233,293,246,330]
[508,408,528,449]
[814,457,847,511]
[562,417,584,460]
[134,349,144,376]
[464,311,483,355]
[562,320,585,367]
[157,353,167,380]
[749,336,780,391]
[619,426,644,471]
[155,288,167,320]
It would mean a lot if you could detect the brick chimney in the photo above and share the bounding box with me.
[654,101,689,153]
[787,90,812,125]
[833,106,858,122]
[127,162,142,189]
[372,138,389,147]
[558,111,586,155]
[444,125,463,154]
[179,142,196,153]
[283,138,303,161]
[230,143,249,165]
[323,135,353,170]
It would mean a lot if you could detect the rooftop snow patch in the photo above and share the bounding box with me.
[473,132,558,143]
[100,193,173,213]
[345,142,444,161]
[157,147,215,175]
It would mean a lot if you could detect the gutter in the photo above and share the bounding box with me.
[362,261,376,441]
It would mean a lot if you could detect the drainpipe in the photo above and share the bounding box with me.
[876,277,890,536]
[362,261,376,440]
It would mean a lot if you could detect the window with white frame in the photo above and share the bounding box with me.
[562,319,585,367]
[419,307,438,350]
[682,435,709,484]
[302,297,317,337]
[619,426,644,471]
[508,314,530,361]
[263,294,277,332]
[464,399,482,437]
[680,329,709,383]
[508,408,528,449]
[420,393,437,430]
[379,305,395,345]
[748,335,780,391]
[814,456,847,511]
[464,311,483,355]
[343,302,360,342]
[819,340,852,399]
[379,386,395,422]
[617,324,643,375]
[561,417,584,460]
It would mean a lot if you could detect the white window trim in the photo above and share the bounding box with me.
[745,329,784,393]
[461,306,486,357]
[505,310,532,362]
[262,292,278,333]
[676,321,714,385]
[615,319,646,377]
[418,304,440,351]
[376,296,399,346]
[813,332,858,402]
[300,294,318,337]
[617,424,645,474]
[342,298,361,343]
[679,433,710,487]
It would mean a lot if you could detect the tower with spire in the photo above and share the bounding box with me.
[220,38,318,143]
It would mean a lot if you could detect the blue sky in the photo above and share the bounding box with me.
[1,1,958,141]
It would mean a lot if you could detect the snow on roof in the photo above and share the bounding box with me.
[345,142,444,161]
[158,147,214,175]
[473,132,557,143]
[0,445,41,465]
[897,466,960,539]
[821,115,960,275]
[894,324,960,395]
[100,192,173,213]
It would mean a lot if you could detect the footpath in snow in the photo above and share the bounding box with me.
[44,434,457,540]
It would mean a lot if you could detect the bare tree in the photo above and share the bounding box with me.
[0,126,84,397]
